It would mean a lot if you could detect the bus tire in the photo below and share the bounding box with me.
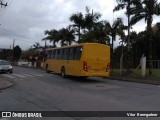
[46,65,50,73]
[61,67,65,78]
[79,76,88,79]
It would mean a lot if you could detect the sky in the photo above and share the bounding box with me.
[0,0,159,50]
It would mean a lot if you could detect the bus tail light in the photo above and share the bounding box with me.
[106,63,110,72]
[83,61,88,72]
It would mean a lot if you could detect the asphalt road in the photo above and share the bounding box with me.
[0,66,160,120]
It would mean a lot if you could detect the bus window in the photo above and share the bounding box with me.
[46,51,49,58]
[58,49,64,59]
[47,50,52,59]
[74,47,82,60]
[55,49,60,59]
[51,50,56,59]
[63,48,69,60]
[68,47,75,60]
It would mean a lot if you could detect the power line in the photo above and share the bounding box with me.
[0,26,44,48]
[0,26,35,41]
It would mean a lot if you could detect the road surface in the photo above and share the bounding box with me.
[0,66,160,120]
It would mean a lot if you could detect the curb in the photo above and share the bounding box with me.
[108,76,160,85]
[0,79,14,90]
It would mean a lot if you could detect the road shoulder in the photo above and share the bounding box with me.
[0,77,13,90]
[107,76,160,85]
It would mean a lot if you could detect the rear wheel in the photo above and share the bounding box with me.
[79,76,88,79]
[46,65,50,73]
[61,67,65,78]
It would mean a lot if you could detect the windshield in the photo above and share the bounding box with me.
[0,61,10,65]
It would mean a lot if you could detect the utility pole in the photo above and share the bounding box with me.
[10,44,12,61]
[44,40,47,49]
[12,39,15,62]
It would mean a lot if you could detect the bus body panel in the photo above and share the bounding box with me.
[81,44,110,77]
[64,60,82,76]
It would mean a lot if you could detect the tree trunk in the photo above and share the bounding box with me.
[126,0,131,75]
[147,17,153,75]
[111,36,114,69]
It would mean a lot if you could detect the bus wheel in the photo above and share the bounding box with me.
[46,65,50,73]
[61,67,65,78]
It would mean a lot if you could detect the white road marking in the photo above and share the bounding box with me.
[21,74,34,77]
[2,74,15,79]
[29,73,44,76]
[2,72,47,79]
[0,118,10,120]
[12,74,26,78]
[14,79,24,81]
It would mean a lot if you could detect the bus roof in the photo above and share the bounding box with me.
[46,43,110,50]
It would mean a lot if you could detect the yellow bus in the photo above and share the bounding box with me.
[44,43,110,77]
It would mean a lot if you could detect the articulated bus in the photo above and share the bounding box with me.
[44,43,110,77]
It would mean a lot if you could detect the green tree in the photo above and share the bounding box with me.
[114,0,139,72]
[152,23,160,60]
[103,18,126,68]
[70,12,84,41]
[0,49,12,60]
[81,20,110,44]
[42,29,59,47]
[112,45,128,68]
[32,42,41,51]
[22,42,46,61]
[70,7,102,43]
[84,7,101,32]
[65,26,75,45]
[130,0,160,74]
[104,18,125,53]
[113,0,139,45]
[58,27,75,46]
[13,45,22,60]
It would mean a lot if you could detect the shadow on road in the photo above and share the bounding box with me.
[46,72,107,84]
[65,76,106,84]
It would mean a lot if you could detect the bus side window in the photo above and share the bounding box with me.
[63,48,69,60]
[61,49,65,59]
[74,47,82,60]
[47,50,52,59]
[46,51,49,58]
[68,47,75,60]
[55,49,60,59]
[51,50,55,59]
[58,49,64,59]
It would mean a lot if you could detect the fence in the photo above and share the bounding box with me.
[146,60,160,80]
[111,59,160,80]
